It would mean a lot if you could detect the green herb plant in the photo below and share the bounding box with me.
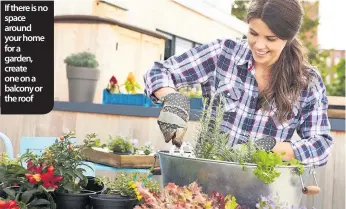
[64,51,99,69]
[83,133,107,149]
[192,94,305,184]
[108,135,133,154]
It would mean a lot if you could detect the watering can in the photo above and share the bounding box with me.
[0,132,14,159]
[155,142,320,208]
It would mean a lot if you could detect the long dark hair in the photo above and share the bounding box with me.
[247,0,312,123]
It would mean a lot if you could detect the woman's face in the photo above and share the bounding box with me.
[247,18,288,69]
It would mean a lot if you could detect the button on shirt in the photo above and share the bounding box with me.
[143,38,334,167]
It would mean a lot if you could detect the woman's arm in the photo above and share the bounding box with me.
[143,39,225,103]
[284,70,334,166]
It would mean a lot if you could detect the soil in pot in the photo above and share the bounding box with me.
[89,194,138,209]
[82,177,105,194]
[54,190,96,209]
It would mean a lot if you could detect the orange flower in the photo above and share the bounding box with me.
[127,72,136,83]
[25,173,41,184]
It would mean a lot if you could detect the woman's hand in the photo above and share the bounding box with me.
[272,142,295,161]
[156,91,190,147]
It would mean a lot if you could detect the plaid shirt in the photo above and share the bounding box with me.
[143,38,334,167]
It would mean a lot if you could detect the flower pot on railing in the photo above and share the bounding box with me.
[102,89,153,107]
[64,51,100,103]
[189,97,203,109]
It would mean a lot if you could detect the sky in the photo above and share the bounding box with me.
[318,0,346,50]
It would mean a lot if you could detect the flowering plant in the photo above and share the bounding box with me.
[106,75,120,94]
[114,172,159,200]
[132,141,154,155]
[134,181,242,209]
[20,130,92,195]
[35,131,91,194]
[0,199,20,209]
[0,154,56,209]
[141,141,154,155]
[256,194,316,209]
[124,72,141,94]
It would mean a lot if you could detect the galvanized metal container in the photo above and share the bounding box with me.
[157,151,313,208]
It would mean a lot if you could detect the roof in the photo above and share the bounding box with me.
[172,0,248,35]
[54,15,167,40]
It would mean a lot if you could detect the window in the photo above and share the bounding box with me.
[175,37,194,55]
[157,29,202,60]
[156,30,203,91]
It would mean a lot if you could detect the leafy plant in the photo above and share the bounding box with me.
[83,133,106,149]
[141,141,154,155]
[94,176,120,195]
[64,51,99,69]
[32,131,92,194]
[0,153,20,167]
[193,96,232,160]
[256,194,316,209]
[0,155,57,209]
[108,135,133,154]
[134,181,242,209]
[192,95,305,184]
[95,172,159,203]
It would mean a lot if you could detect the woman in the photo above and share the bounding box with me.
[143,0,334,166]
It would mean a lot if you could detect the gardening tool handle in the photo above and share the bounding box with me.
[300,167,320,196]
[302,185,321,195]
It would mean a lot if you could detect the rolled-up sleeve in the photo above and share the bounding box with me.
[143,39,224,103]
[291,70,334,166]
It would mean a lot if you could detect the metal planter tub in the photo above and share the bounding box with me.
[157,151,315,208]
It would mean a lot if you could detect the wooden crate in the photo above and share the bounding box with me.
[82,148,159,168]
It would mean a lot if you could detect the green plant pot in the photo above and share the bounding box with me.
[66,66,100,103]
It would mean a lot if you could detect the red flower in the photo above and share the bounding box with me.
[110,76,118,84]
[27,160,42,173]
[25,163,63,189]
[0,200,20,209]
[41,171,63,189]
[47,165,54,173]
[25,173,41,185]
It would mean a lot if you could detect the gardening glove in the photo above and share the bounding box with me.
[254,136,277,151]
[158,92,190,148]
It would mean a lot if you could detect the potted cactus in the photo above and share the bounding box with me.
[64,51,100,103]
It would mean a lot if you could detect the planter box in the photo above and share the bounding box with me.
[82,148,159,168]
[102,89,156,107]
[190,98,203,109]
